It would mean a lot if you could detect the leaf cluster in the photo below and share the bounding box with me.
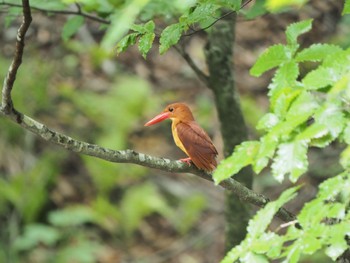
[214,12,350,263]
[214,19,350,184]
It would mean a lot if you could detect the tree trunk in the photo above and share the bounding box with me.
[204,12,253,249]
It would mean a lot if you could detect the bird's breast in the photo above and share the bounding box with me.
[171,121,189,156]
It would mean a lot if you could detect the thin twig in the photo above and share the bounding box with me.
[173,44,210,86]
[0,1,110,24]
[183,0,254,37]
[1,0,31,115]
[1,105,296,223]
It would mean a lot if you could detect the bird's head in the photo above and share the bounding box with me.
[144,102,195,126]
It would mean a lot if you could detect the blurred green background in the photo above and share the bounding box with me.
[0,1,348,262]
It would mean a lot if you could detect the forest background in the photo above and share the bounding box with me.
[0,0,350,263]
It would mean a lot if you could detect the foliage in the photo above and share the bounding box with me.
[213,12,350,263]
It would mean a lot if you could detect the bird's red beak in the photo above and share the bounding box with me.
[144,112,170,126]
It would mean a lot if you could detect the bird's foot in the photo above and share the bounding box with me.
[179,157,192,165]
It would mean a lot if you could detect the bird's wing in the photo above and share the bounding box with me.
[176,121,218,171]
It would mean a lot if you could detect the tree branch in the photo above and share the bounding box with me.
[1,0,31,115]
[173,45,210,86]
[0,109,296,223]
[0,0,296,225]
[0,1,110,24]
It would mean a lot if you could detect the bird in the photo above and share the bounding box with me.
[144,102,218,172]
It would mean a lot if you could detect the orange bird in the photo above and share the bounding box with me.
[144,103,218,172]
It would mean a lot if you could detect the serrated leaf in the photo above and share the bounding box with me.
[295,44,343,62]
[213,141,260,184]
[343,0,350,15]
[138,32,155,59]
[296,123,329,141]
[325,240,348,261]
[272,141,308,182]
[256,113,280,131]
[270,87,301,118]
[131,20,155,34]
[286,92,318,120]
[159,23,184,54]
[314,102,345,139]
[250,44,291,77]
[303,66,340,90]
[285,19,313,47]
[272,60,299,91]
[253,134,278,173]
[116,33,139,55]
[183,3,220,25]
[322,49,350,74]
[61,16,84,41]
[247,186,299,238]
[272,91,318,136]
[318,173,350,200]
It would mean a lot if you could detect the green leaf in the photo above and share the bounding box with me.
[270,87,301,118]
[256,113,280,131]
[296,123,329,142]
[295,44,343,62]
[247,186,299,238]
[271,60,299,88]
[102,0,151,50]
[213,141,260,183]
[325,240,348,261]
[131,20,155,34]
[215,0,242,11]
[303,66,340,90]
[243,0,267,19]
[318,173,350,200]
[116,33,139,55]
[241,252,269,263]
[285,91,318,121]
[250,44,292,77]
[343,0,350,15]
[272,140,308,182]
[342,122,350,144]
[138,32,155,59]
[341,147,350,170]
[314,102,345,139]
[270,91,318,137]
[285,19,313,47]
[61,16,84,41]
[183,3,220,25]
[253,134,278,173]
[159,23,184,54]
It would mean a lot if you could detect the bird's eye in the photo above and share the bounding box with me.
[169,107,174,112]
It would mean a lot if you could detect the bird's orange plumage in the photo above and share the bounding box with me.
[145,103,218,172]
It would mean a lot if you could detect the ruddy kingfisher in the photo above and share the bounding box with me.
[144,103,218,172]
